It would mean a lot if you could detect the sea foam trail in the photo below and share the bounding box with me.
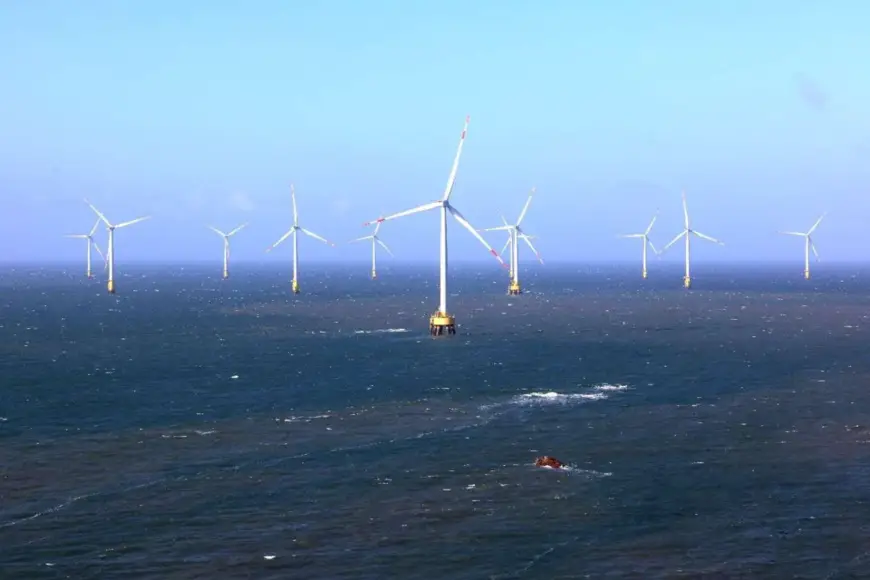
[514,391,608,404]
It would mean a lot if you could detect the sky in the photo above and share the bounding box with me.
[2,0,869,266]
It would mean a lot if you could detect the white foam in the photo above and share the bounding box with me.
[515,391,608,404]
[594,383,629,391]
[353,328,409,335]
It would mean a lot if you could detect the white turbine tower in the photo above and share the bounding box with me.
[208,223,247,280]
[84,199,150,294]
[620,213,660,279]
[480,187,543,295]
[362,116,507,336]
[779,213,825,280]
[65,218,106,279]
[266,184,335,294]
[349,221,392,279]
[662,192,723,288]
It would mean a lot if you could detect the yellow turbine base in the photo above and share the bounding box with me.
[222,272,229,280]
[429,311,456,336]
[107,279,116,294]
[804,270,810,280]
[292,280,300,294]
[508,280,522,295]
[371,270,377,280]
[683,276,692,289]
[642,271,648,279]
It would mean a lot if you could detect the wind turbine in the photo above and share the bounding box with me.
[84,199,150,294]
[65,218,106,279]
[480,187,543,295]
[362,116,507,336]
[349,220,392,279]
[208,223,247,280]
[779,213,825,280]
[662,192,723,288]
[266,184,335,294]
[619,213,660,279]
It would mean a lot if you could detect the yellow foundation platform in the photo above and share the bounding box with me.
[683,276,692,289]
[429,311,456,336]
[107,280,116,294]
[642,271,648,280]
[371,270,377,280]
[804,271,810,280]
[508,280,522,295]
[292,280,300,294]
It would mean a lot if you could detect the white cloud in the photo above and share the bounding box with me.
[331,198,352,215]
[229,191,255,212]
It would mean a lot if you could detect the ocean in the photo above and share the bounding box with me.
[2,262,870,579]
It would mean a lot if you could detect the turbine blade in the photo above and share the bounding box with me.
[349,235,373,243]
[227,223,248,237]
[521,234,544,264]
[808,212,826,234]
[441,115,470,202]
[810,237,820,260]
[481,225,512,232]
[516,187,535,225]
[84,198,112,228]
[363,201,441,226]
[115,216,150,228]
[648,238,661,255]
[447,204,508,268]
[376,238,394,257]
[291,184,298,225]
[89,218,101,237]
[500,235,511,256]
[373,220,382,235]
[300,228,334,246]
[620,234,644,239]
[208,225,227,237]
[682,191,689,229]
[779,231,806,236]
[645,213,657,235]
[92,241,106,262]
[65,234,88,239]
[663,230,687,252]
[692,230,724,245]
[266,228,294,252]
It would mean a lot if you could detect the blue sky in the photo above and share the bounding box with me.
[2,1,868,265]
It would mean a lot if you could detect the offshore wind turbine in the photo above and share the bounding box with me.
[208,223,247,280]
[85,199,150,294]
[619,213,660,279]
[779,213,825,280]
[481,187,543,295]
[662,192,723,288]
[266,184,335,294]
[349,221,392,279]
[65,218,106,279]
[362,116,507,336]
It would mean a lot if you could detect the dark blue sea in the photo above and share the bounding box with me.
[3,261,870,579]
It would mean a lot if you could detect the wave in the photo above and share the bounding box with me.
[514,391,608,404]
[353,328,409,335]
[594,383,629,392]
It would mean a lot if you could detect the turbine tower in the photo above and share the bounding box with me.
[65,218,106,279]
[662,192,723,289]
[362,116,507,336]
[85,199,150,294]
[266,184,335,294]
[779,213,825,280]
[349,221,393,279]
[619,213,660,279]
[481,187,543,295]
[208,223,247,280]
